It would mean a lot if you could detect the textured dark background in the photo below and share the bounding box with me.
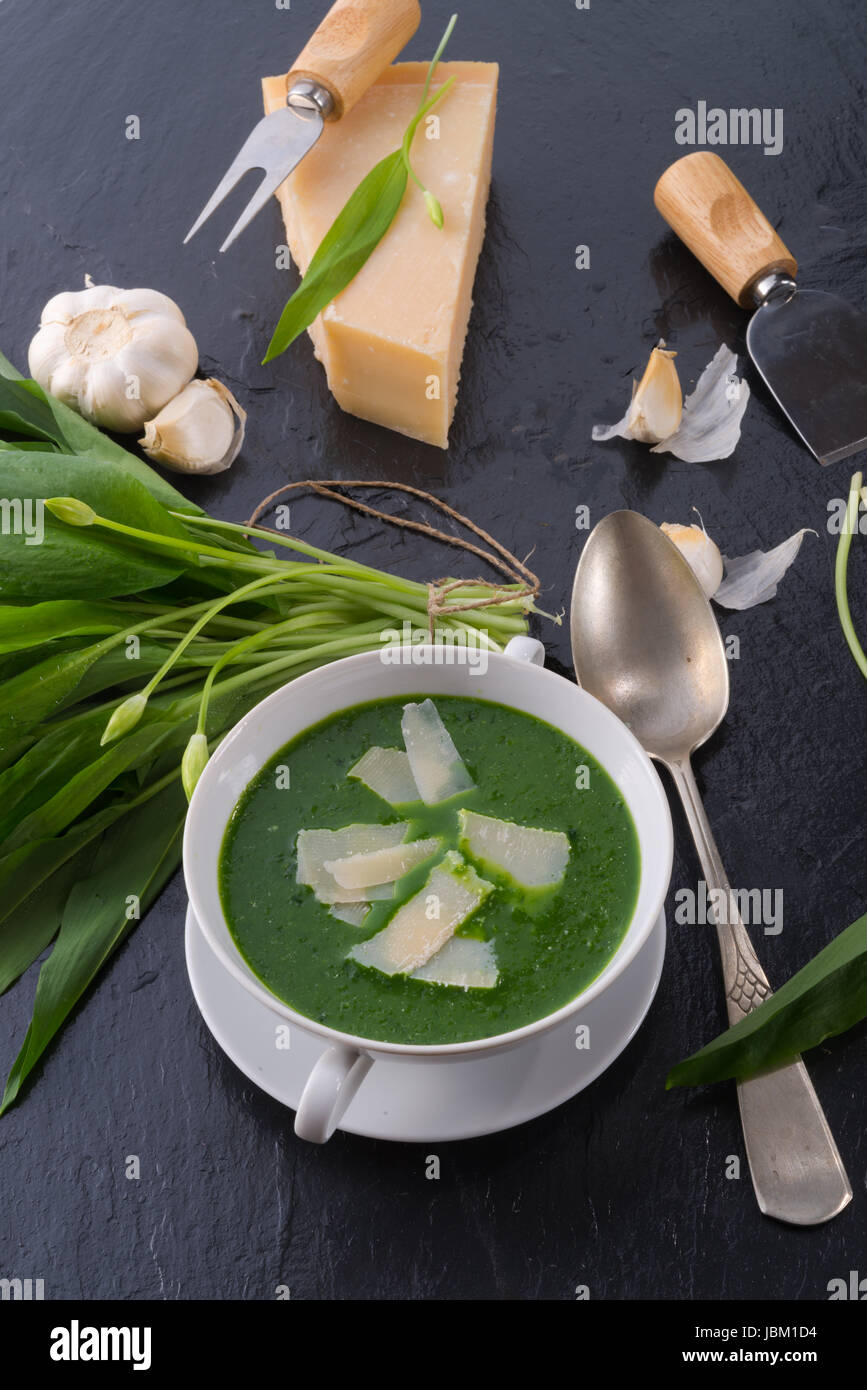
[1,0,865,1301]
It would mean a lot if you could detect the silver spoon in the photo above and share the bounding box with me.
[571,509,851,1226]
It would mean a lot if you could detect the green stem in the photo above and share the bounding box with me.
[401,77,457,192]
[86,514,283,576]
[179,632,388,728]
[835,471,867,680]
[192,615,390,736]
[173,513,535,631]
[401,12,458,191]
[172,511,378,576]
[139,572,286,704]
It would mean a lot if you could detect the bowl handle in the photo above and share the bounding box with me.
[294,1045,374,1143]
[504,635,545,666]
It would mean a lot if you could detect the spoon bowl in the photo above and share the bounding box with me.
[571,510,728,764]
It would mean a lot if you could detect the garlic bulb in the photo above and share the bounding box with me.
[139,379,246,475]
[28,284,198,432]
[660,521,724,598]
[593,342,683,445]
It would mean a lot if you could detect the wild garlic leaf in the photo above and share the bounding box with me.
[0,781,186,1114]
[0,375,74,450]
[0,797,138,930]
[0,355,201,516]
[667,911,867,1087]
[263,150,408,362]
[0,711,110,843]
[0,642,119,758]
[0,350,24,381]
[0,600,126,655]
[0,847,96,997]
[0,452,192,600]
[0,719,179,854]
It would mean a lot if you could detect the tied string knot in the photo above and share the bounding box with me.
[426,577,537,639]
[247,480,541,639]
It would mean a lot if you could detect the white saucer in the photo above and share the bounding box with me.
[186,904,665,1143]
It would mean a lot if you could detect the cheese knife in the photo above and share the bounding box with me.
[654,152,867,465]
[184,0,421,253]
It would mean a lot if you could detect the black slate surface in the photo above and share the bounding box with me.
[1,0,865,1301]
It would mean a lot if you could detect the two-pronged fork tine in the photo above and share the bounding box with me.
[182,0,422,253]
[183,103,324,253]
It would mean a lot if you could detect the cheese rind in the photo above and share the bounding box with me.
[262,62,498,447]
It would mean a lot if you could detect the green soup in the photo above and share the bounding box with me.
[218,695,640,1045]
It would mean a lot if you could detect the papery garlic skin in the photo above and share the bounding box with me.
[651,345,749,464]
[139,379,246,475]
[714,530,815,610]
[660,522,724,598]
[593,342,683,446]
[28,285,198,432]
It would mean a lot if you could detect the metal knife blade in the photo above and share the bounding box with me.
[747,287,867,466]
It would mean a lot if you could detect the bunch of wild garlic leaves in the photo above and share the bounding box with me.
[0,353,531,1111]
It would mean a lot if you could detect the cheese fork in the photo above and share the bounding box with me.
[184,0,420,252]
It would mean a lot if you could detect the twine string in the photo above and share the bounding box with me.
[247,480,540,636]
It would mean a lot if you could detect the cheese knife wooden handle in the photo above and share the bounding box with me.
[287,0,421,121]
[654,152,798,308]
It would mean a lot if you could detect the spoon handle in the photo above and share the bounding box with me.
[668,756,852,1226]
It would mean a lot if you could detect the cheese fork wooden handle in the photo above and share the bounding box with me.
[287,0,421,121]
[654,152,798,308]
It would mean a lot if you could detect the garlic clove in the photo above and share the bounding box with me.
[114,325,199,417]
[43,354,91,415]
[139,378,246,475]
[593,341,683,445]
[38,284,122,325]
[26,320,69,386]
[660,521,724,598]
[81,358,150,433]
[115,288,188,324]
[628,345,683,442]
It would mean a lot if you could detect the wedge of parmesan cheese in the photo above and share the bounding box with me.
[348,851,493,977]
[458,810,570,888]
[325,837,440,891]
[262,63,499,448]
[329,902,370,928]
[296,823,408,904]
[401,699,474,805]
[347,746,420,805]
[412,936,498,989]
